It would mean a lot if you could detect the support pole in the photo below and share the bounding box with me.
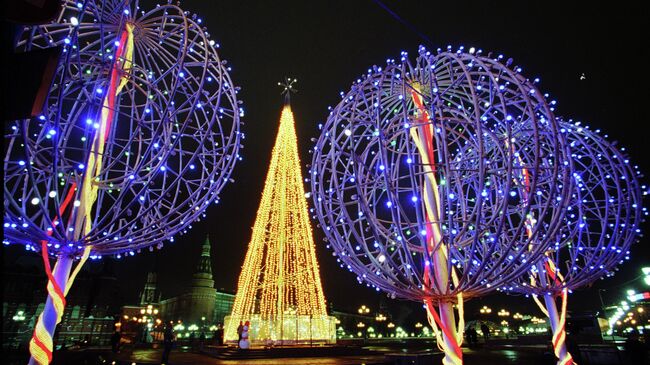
[28,255,74,365]
[543,293,573,365]
[535,261,573,365]
[438,300,461,365]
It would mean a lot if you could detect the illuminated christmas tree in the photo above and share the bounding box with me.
[224,79,335,345]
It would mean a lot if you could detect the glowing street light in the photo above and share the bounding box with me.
[480,305,492,314]
[497,309,510,317]
[387,322,395,328]
[358,305,370,314]
[375,313,387,322]
[513,312,524,320]
[357,322,366,328]
[12,311,26,321]
[531,316,546,325]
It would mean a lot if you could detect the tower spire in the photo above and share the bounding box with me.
[192,235,214,287]
[201,234,211,259]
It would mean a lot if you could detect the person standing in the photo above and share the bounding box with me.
[199,331,206,351]
[110,330,121,353]
[480,323,490,343]
[466,326,477,347]
[189,331,196,350]
[216,323,224,346]
[237,321,244,343]
[161,323,175,365]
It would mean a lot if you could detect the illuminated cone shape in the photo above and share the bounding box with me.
[225,102,335,345]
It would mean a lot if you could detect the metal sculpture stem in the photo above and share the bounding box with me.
[28,255,73,365]
[511,137,573,365]
[73,23,134,240]
[534,261,574,365]
[28,23,134,365]
[410,86,463,365]
[543,291,572,365]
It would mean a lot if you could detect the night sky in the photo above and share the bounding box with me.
[5,0,650,323]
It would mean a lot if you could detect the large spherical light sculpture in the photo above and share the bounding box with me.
[506,121,645,365]
[310,45,571,365]
[3,1,242,363]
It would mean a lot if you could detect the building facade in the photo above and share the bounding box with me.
[214,291,235,325]
[119,236,237,338]
[159,236,217,325]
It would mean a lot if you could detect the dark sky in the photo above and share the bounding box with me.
[5,0,650,323]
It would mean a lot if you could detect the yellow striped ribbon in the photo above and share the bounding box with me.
[29,23,135,365]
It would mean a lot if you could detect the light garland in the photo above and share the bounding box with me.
[225,103,334,344]
[5,1,242,363]
[309,45,574,365]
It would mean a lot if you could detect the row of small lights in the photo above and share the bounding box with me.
[606,268,650,335]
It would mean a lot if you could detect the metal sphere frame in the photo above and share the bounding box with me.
[511,121,644,297]
[494,120,646,365]
[4,0,242,257]
[310,46,571,303]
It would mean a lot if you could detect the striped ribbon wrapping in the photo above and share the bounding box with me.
[29,23,134,365]
[509,140,575,365]
[410,86,464,365]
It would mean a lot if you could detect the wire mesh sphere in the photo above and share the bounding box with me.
[507,121,645,296]
[310,46,572,302]
[3,0,242,257]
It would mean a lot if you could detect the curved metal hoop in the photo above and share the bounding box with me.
[4,0,242,257]
[310,46,572,301]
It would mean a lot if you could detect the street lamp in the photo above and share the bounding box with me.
[387,322,395,328]
[12,311,26,321]
[497,309,510,317]
[375,313,387,322]
[357,322,367,340]
[513,312,523,320]
[358,305,370,314]
[480,305,492,314]
[415,322,423,328]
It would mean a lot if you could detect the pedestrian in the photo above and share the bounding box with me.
[199,331,206,351]
[216,323,224,346]
[110,330,121,353]
[480,323,490,343]
[161,322,175,365]
[237,321,244,343]
[466,326,477,347]
[189,331,196,350]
